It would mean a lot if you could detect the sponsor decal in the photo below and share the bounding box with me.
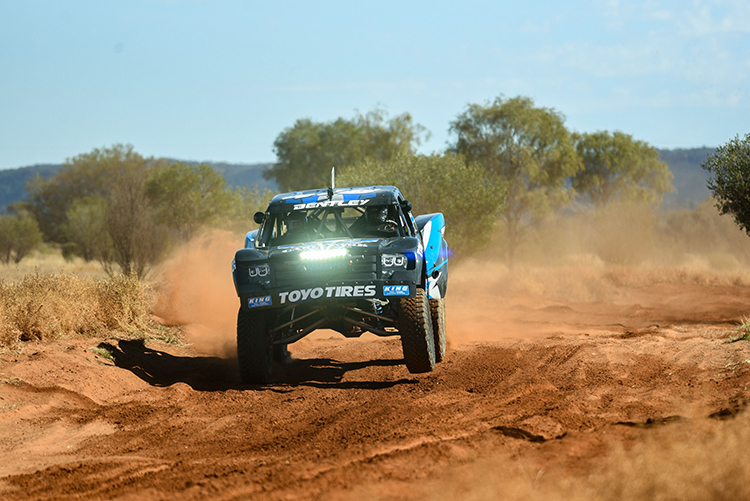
[281,188,376,205]
[292,199,370,210]
[383,285,410,296]
[248,295,272,308]
[279,285,376,304]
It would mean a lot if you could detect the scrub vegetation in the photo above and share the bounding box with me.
[18,144,272,278]
[0,272,175,350]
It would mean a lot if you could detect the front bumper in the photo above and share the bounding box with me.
[238,279,417,310]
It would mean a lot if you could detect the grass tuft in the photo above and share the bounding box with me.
[726,316,750,343]
[88,346,115,362]
[0,271,181,349]
[0,377,24,387]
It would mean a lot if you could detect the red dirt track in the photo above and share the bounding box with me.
[2,262,750,500]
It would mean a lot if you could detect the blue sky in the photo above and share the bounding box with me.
[1,0,748,169]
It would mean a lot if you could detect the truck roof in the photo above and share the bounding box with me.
[266,185,404,213]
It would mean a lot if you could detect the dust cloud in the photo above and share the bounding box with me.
[446,199,750,345]
[150,200,750,353]
[152,230,242,357]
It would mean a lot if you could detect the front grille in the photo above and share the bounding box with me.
[273,254,377,288]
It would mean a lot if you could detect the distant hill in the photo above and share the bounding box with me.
[0,149,716,213]
[0,161,278,213]
[658,147,715,210]
[0,164,63,213]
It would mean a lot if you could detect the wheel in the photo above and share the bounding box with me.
[273,344,291,365]
[398,288,436,373]
[429,297,447,363]
[237,308,273,384]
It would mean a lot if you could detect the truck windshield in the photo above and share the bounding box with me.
[258,204,403,246]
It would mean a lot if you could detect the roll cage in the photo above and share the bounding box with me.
[255,202,415,247]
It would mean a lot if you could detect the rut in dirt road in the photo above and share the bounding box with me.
[3,319,750,500]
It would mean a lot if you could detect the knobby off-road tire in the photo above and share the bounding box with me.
[237,308,273,384]
[429,297,447,363]
[273,344,291,365]
[398,288,436,373]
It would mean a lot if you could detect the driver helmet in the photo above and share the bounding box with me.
[366,205,389,225]
[286,211,308,232]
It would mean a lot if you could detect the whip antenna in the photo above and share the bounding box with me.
[326,167,335,200]
[327,167,335,200]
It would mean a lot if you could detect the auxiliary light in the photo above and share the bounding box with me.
[300,248,348,260]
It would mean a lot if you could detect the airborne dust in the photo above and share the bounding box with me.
[152,199,750,352]
[152,231,241,357]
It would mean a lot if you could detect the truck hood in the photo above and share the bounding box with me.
[268,237,412,259]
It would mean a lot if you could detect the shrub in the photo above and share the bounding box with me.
[0,214,43,264]
[0,272,166,349]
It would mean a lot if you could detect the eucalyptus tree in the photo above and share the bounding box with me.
[268,108,429,192]
[450,95,581,267]
[573,131,673,207]
[703,133,750,235]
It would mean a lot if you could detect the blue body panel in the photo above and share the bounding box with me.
[414,213,448,300]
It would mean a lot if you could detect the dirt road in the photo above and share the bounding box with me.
[2,262,750,500]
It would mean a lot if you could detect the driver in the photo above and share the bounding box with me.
[275,211,313,244]
[364,205,398,234]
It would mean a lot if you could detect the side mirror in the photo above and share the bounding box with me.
[253,212,266,225]
[400,200,412,213]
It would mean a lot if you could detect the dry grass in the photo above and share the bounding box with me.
[0,271,177,350]
[727,316,750,343]
[0,246,108,281]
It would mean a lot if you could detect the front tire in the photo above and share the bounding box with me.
[398,288,436,373]
[237,308,273,384]
[273,344,291,365]
[429,297,447,363]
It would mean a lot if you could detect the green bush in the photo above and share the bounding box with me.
[0,214,43,264]
[703,133,750,234]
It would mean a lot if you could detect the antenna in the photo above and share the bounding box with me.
[327,167,335,200]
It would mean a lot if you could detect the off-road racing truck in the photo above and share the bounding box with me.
[231,185,449,384]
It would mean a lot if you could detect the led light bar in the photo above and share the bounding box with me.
[300,248,348,260]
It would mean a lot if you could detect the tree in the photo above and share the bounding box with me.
[337,154,506,256]
[62,196,113,265]
[573,131,674,207]
[233,185,275,217]
[267,108,429,191]
[0,214,43,264]
[25,144,151,243]
[703,133,750,235]
[450,95,581,267]
[23,144,168,277]
[145,162,235,242]
[106,161,169,278]
[24,145,258,278]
